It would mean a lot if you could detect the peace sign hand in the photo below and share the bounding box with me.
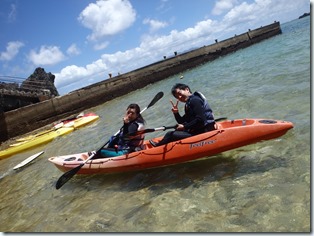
[170,100,179,114]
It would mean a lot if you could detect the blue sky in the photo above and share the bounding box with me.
[0,0,310,95]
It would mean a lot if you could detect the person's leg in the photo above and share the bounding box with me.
[169,130,192,143]
[100,148,128,157]
[107,135,119,148]
[205,122,216,132]
[150,131,192,147]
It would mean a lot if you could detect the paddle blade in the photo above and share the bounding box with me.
[55,163,83,189]
[56,151,98,189]
[147,91,163,109]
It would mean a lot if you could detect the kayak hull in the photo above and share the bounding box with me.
[72,113,99,130]
[0,113,99,159]
[48,118,294,175]
[0,127,74,160]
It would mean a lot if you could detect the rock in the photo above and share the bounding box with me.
[299,13,310,19]
[0,67,59,112]
[21,67,59,96]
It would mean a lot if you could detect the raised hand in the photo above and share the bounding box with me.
[170,100,179,113]
[123,115,129,124]
[175,124,185,130]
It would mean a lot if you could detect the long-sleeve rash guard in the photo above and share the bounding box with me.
[173,92,214,134]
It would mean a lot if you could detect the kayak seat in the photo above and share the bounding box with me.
[64,157,76,161]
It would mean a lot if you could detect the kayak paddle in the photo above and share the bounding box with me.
[55,91,164,189]
[13,151,45,170]
[125,125,177,138]
[125,117,227,138]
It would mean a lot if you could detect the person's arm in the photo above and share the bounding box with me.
[170,99,186,123]
[174,112,185,124]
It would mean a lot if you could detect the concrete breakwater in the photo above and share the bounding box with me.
[0,21,281,143]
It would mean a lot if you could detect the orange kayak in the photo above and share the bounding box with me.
[48,118,293,175]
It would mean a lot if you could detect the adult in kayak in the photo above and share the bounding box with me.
[100,103,146,157]
[149,83,216,147]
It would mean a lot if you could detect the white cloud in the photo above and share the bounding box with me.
[223,1,257,26]
[221,0,305,28]
[93,41,109,51]
[0,41,24,61]
[55,18,217,92]
[55,18,225,93]
[66,44,81,56]
[55,0,309,95]
[157,0,171,12]
[212,0,238,15]
[78,0,136,42]
[8,3,17,22]
[28,45,66,66]
[55,59,108,89]
[143,18,168,32]
[139,19,217,53]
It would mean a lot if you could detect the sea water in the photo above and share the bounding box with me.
[0,16,310,232]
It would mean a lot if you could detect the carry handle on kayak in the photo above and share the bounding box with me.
[55,91,164,190]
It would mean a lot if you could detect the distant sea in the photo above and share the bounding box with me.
[0,16,310,232]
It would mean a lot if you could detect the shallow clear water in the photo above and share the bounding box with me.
[0,17,310,232]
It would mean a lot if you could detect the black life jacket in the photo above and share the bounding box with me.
[118,120,145,151]
[186,91,215,126]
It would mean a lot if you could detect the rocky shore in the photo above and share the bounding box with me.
[0,68,59,112]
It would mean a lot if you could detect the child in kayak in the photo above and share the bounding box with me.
[100,103,146,157]
[149,83,215,147]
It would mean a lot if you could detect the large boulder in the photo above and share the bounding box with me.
[21,67,59,96]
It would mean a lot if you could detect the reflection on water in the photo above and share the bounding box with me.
[0,18,310,232]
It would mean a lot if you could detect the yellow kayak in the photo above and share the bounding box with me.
[0,112,100,160]
[72,114,100,129]
[15,112,99,142]
[0,127,74,160]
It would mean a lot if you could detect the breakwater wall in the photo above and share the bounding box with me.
[0,21,281,143]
